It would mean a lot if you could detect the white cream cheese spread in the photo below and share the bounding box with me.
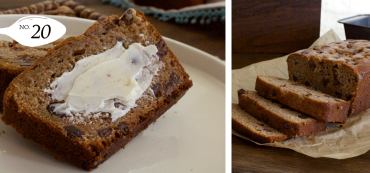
[44,42,163,123]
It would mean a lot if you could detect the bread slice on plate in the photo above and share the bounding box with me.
[238,89,327,137]
[0,39,63,113]
[255,75,350,123]
[232,103,288,143]
[1,8,192,170]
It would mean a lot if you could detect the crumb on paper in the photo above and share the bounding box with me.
[310,137,313,141]
[325,127,329,131]
[160,148,162,151]
[163,116,165,119]
[175,111,177,113]
[2,131,4,134]
[191,169,193,171]
[339,125,343,128]
[151,129,153,131]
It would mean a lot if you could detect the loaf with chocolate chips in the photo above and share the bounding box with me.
[287,40,370,116]
[0,39,63,113]
[2,8,192,171]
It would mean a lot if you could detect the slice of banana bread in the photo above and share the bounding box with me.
[238,89,327,137]
[2,9,192,170]
[287,40,370,116]
[255,76,350,123]
[232,103,288,143]
[0,39,63,113]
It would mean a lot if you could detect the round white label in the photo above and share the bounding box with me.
[0,16,66,47]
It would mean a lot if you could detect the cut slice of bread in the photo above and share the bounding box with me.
[255,76,350,123]
[232,103,288,143]
[0,39,63,113]
[1,9,192,170]
[238,89,327,137]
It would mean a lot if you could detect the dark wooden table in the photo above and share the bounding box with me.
[1,0,225,60]
[233,135,370,173]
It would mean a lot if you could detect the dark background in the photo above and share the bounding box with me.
[232,0,321,69]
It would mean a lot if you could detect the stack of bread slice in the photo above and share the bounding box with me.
[234,75,350,143]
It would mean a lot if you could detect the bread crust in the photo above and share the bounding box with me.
[255,76,350,123]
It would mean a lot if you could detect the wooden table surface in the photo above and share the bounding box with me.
[233,135,370,173]
[1,0,225,60]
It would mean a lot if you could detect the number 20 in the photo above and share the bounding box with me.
[31,24,51,39]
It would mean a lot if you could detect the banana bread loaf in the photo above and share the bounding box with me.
[238,89,327,137]
[255,76,350,123]
[0,39,63,113]
[287,40,370,116]
[232,103,288,143]
[2,9,192,170]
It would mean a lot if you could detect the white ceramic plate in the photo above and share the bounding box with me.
[0,15,225,173]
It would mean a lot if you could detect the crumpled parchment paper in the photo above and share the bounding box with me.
[232,29,370,159]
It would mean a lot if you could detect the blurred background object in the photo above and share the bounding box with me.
[103,0,225,25]
[232,0,321,69]
[0,0,225,60]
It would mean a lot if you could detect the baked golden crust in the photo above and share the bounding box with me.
[2,9,192,170]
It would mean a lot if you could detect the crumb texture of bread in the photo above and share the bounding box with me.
[255,76,350,123]
[232,104,288,143]
[0,39,63,113]
[287,40,370,116]
[238,89,327,137]
[2,8,192,170]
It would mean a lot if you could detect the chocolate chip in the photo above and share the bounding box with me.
[73,49,86,56]
[155,39,168,58]
[284,123,295,132]
[308,60,316,69]
[306,93,312,97]
[116,37,123,41]
[104,24,112,30]
[302,51,308,54]
[282,84,286,87]
[263,128,272,132]
[8,42,13,47]
[112,19,119,25]
[322,78,330,87]
[114,102,127,110]
[47,105,66,118]
[258,123,265,127]
[277,78,284,80]
[291,84,299,86]
[335,91,342,98]
[305,81,310,86]
[117,122,129,135]
[292,75,298,82]
[238,89,246,97]
[164,82,175,98]
[347,44,352,48]
[169,72,180,84]
[152,83,162,97]
[98,128,112,138]
[264,91,270,98]
[64,125,84,138]
[298,115,308,119]
[346,94,353,100]
[263,116,269,123]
